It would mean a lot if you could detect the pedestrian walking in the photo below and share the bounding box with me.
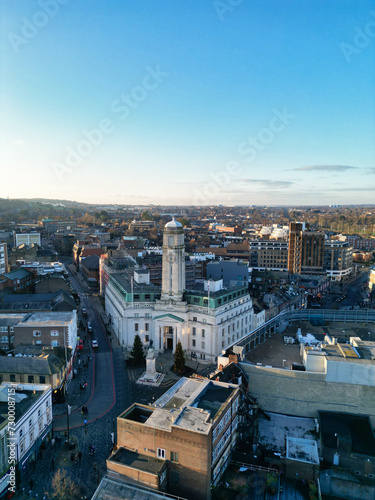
[78,451,82,463]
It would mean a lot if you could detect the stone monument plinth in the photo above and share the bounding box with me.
[136,348,164,387]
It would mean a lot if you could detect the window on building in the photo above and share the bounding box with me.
[33,330,41,337]
[51,340,59,347]
[202,318,207,324]
[202,329,205,338]
[19,429,23,438]
[170,451,178,462]
[1,336,7,343]
[29,418,33,427]
[157,448,166,459]
[28,375,34,383]
[170,471,179,485]
[50,330,59,336]
[202,341,205,349]
[145,335,149,342]
[10,374,15,382]
[0,327,7,333]
[135,323,139,332]
[192,339,196,347]
[39,376,46,384]
[193,316,197,322]
[145,323,149,332]
[134,313,139,318]
[192,327,196,336]
[222,340,225,348]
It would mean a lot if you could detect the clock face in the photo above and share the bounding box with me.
[167,253,176,264]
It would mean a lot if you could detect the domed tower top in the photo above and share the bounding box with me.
[164,217,183,231]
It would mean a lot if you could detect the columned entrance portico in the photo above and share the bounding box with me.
[154,313,185,354]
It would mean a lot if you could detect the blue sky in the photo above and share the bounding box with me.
[0,0,374,205]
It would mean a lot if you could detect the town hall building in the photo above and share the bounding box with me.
[105,219,253,363]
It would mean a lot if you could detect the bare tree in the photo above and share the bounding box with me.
[47,469,78,500]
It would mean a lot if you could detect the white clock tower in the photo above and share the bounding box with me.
[161,218,185,301]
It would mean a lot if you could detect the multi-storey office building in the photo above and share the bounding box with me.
[288,223,325,274]
[323,240,353,280]
[249,239,288,270]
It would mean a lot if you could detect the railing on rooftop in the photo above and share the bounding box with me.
[227,308,375,353]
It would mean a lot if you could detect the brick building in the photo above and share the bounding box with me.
[109,377,241,499]
[2,311,78,351]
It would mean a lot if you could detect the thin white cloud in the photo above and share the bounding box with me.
[291,165,358,172]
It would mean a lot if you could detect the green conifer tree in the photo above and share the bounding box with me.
[130,334,145,365]
[173,340,185,374]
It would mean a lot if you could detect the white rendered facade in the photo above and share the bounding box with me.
[0,384,52,482]
[105,221,253,363]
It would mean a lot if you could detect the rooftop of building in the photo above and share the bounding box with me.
[0,354,64,375]
[0,385,47,423]
[286,437,319,464]
[318,411,375,456]
[307,337,375,365]
[2,290,76,311]
[185,281,248,298]
[80,254,100,269]
[108,448,165,475]
[120,377,239,435]
[110,273,161,295]
[0,313,27,326]
[3,269,33,280]
[12,310,75,327]
[92,476,177,500]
